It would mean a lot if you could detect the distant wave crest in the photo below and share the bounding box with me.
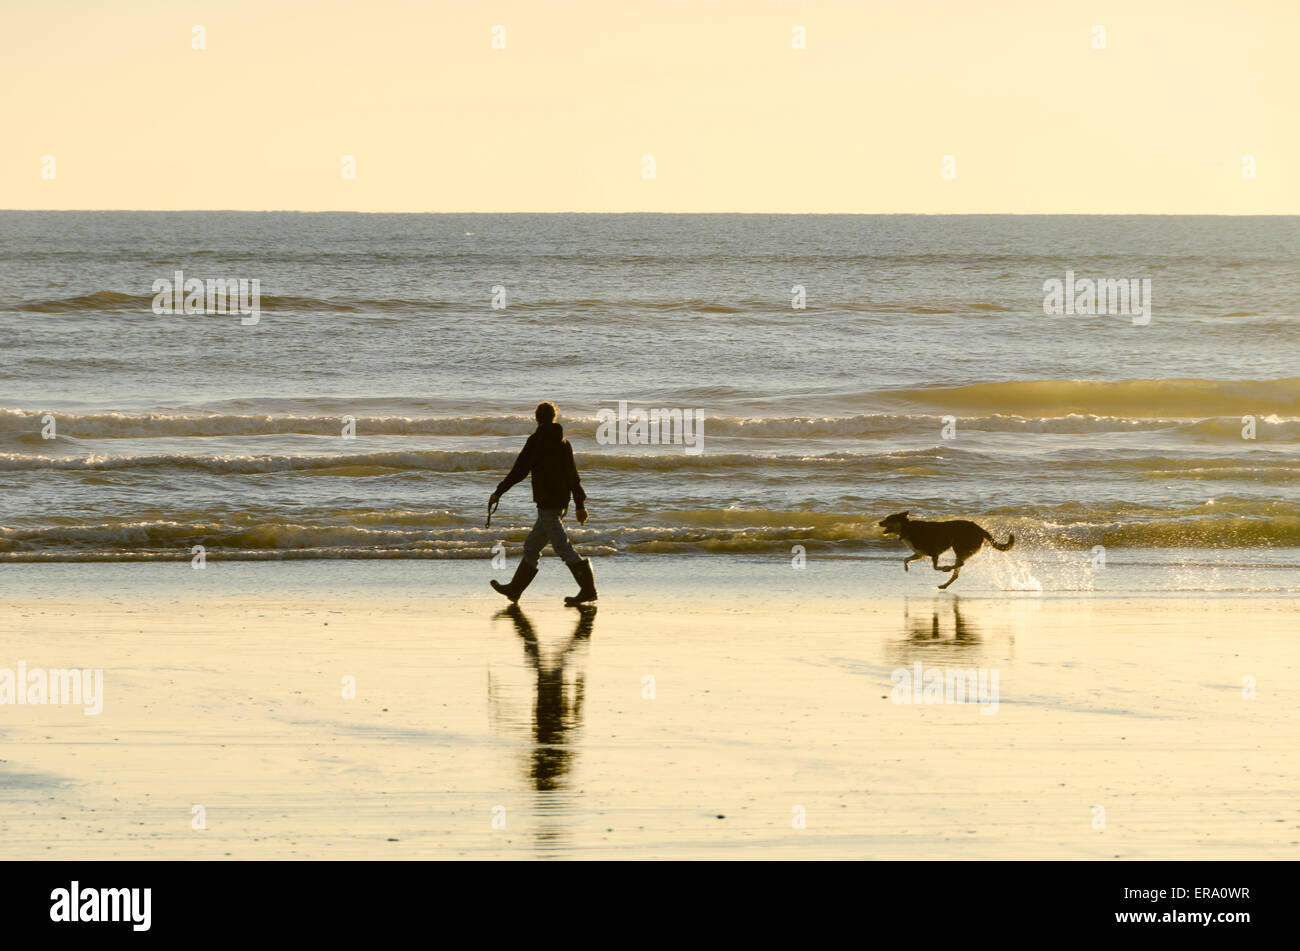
[3,407,1298,440]
[7,290,449,314]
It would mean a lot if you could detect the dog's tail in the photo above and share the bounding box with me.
[984,529,1015,551]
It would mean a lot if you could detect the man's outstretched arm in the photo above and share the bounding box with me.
[491,436,535,503]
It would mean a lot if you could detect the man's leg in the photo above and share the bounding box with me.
[522,511,550,566]
[537,508,581,566]
[538,508,597,605]
[490,511,545,602]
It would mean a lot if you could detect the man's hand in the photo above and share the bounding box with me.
[575,506,589,525]
[489,491,501,506]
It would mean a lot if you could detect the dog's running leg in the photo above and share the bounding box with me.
[937,560,963,590]
[904,553,923,573]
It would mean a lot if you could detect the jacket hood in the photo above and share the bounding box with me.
[537,421,565,441]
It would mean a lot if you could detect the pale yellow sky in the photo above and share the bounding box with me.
[2,0,1296,212]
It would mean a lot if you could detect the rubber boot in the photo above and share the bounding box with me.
[491,560,539,603]
[563,559,597,605]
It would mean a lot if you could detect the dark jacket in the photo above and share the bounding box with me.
[495,422,587,510]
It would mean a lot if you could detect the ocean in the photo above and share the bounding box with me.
[1,212,1297,582]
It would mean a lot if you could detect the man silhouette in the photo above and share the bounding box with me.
[489,401,597,605]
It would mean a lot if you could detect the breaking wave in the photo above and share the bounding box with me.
[3,505,1300,560]
[881,378,1300,418]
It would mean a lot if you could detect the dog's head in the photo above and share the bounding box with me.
[878,511,910,537]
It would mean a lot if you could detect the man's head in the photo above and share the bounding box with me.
[535,401,557,425]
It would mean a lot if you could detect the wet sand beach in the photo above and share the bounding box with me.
[2,559,1297,859]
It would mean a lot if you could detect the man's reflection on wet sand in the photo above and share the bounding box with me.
[492,604,595,791]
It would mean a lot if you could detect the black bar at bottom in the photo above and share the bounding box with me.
[0,860,1281,938]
